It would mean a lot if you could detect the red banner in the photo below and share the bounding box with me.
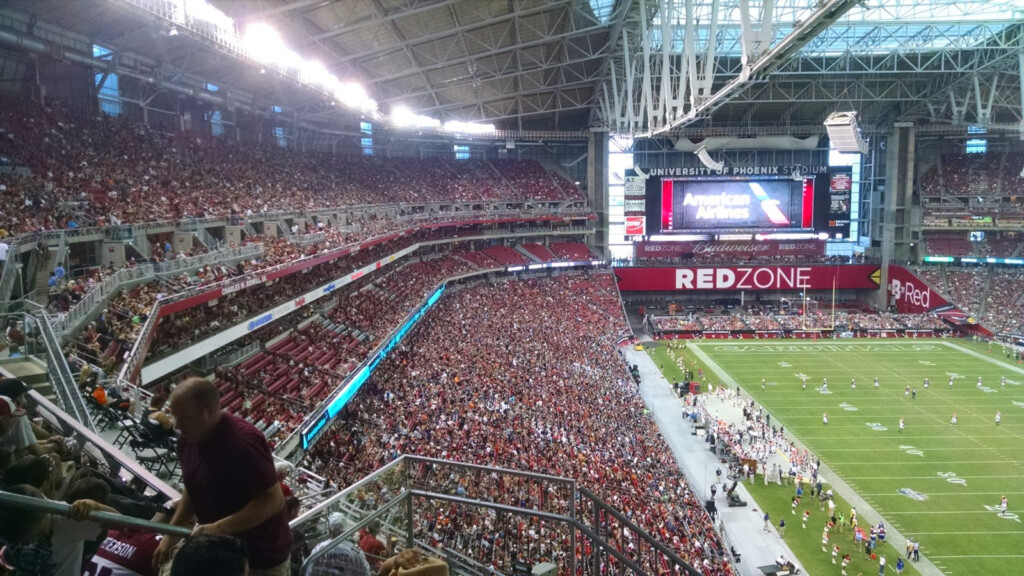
[614,265,881,291]
[886,266,948,313]
[635,240,826,259]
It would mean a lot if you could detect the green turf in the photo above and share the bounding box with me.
[648,338,1024,576]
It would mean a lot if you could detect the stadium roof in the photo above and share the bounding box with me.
[1,0,1021,138]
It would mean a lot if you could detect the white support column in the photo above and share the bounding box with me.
[622,28,637,130]
[1019,49,1024,127]
[658,0,673,128]
[739,0,753,66]
[684,0,698,108]
[949,87,969,123]
[639,0,655,130]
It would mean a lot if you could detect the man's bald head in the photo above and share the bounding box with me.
[171,377,221,410]
[170,377,222,442]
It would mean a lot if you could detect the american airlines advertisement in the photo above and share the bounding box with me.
[665,178,812,231]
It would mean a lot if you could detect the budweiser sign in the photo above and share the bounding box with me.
[636,240,825,258]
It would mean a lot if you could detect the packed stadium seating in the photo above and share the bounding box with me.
[919,152,1024,197]
[302,274,730,574]
[0,96,583,236]
[981,270,1024,334]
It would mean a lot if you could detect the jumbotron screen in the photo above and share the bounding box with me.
[661,178,813,231]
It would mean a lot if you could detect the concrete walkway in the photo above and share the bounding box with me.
[624,345,802,576]
[683,342,944,576]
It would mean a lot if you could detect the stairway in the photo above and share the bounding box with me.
[1,356,54,403]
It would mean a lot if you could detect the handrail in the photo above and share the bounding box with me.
[0,490,190,537]
[285,232,326,246]
[24,389,180,499]
[154,243,264,275]
[37,311,96,432]
[0,235,34,303]
[51,263,155,336]
[0,201,593,256]
[300,488,694,576]
[578,486,695,572]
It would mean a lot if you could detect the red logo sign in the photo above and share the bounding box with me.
[625,216,646,236]
[294,297,306,307]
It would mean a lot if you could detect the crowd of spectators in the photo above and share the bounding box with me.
[0,377,178,576]
[301,274,732,575]
[650,309,948,333]
[0,95,583,237]
[919,151,1024,197]
[981,270,1024,334]
[945,269,987,316]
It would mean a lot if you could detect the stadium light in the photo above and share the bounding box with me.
[244,23,286,64]
[300,61,336,88]
[444,120,495,134]
[392,106,441,129]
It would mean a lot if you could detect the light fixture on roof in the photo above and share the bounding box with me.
[168,27,179,37]
[824,111,868,154]
[443,120,495,134]
[392,106,440,129]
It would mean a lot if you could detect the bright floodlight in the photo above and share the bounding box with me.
[392,106,440,129]
[444,120,495,134]
[244,23,285,64]
[300,61,336,88]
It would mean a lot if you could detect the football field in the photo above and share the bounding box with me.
[685,339,1024,576]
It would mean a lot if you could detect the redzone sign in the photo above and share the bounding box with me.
[676,267,811,290]
[614,265,880,292]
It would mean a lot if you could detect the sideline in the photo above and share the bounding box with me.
[623,345,801,576]
[687,342,946,576]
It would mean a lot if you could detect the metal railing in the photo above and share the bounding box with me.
[290,456,699,576]
[154,243,264,275]
[4,388,179,500]
[131,227,151,259]
[195,227,221,250]
[0,235,33,303]
[190,341,261,372]
[286,232,326,246]
[28,309,95,432]
[51,263,155,337]
[0,489,190,536]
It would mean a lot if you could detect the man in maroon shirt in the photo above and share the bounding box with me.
[153,377,291,575]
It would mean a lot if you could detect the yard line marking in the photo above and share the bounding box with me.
[845,475,1021,479]
[885,511,1011,514]
[906,531,1024,535]
[929,555,1024,559]
[863,492,1024,496]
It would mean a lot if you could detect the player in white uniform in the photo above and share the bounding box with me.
[923,377,929,389]
[851,378,856,389]
[1001,376,1006,388]
[977,376,983,389]
[874,377,880,390]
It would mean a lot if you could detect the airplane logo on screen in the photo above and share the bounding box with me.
[748,183,791,225]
